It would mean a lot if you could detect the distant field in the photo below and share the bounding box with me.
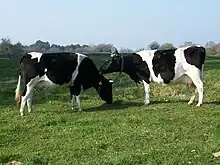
[1,54,220,164]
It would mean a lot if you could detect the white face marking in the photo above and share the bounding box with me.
[44,68,47,72]
[28,52,43,63]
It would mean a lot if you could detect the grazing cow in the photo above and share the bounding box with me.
[15,52,114,116]
[100,45,206,106]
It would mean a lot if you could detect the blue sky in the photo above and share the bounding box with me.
[0,0,219,50]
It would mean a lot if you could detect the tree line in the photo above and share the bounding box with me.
[0,37,219,58]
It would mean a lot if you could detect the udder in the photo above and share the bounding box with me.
[173,74,195,88]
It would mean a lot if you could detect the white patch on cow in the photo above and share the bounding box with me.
[136,46,204,107]
[136,50,160,82]
[44,68,47,72]
[71,53,86,84]
[28,52,43,62]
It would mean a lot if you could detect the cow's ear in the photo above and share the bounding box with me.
[111,46,119,57]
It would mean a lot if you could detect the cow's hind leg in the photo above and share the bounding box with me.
[188,88,197,105]
[20,86,34,116]
[20,78,39,116]
[187,69,203,107]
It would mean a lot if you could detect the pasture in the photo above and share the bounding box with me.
[1,54,220,165]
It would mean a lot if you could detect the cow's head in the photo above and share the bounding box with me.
[96,76,114,104]
[100,47,123,74]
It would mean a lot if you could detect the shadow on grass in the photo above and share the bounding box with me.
[78,100,143,112]
[65,99,216,113]
[204,101,220,105]
[151,99,220,107]
[150,99,188,104]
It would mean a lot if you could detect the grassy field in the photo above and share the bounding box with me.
[1,55,220,165]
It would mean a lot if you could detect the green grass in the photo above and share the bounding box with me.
[1,55,220,164]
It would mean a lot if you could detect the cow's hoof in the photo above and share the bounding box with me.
[187,101,193,105]
[144,101,150,105]
[71,107,78,112]
[196,103,201,107]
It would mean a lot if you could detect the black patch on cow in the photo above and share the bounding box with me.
[20,54,40,85]
[184,46,206,70]
[41,52,78,85]
[100,53,151,84]
[152,49,177,84]
[69,57,100,95]
[123,54,151,84]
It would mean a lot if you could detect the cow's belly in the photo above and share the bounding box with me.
[45,71,73,86]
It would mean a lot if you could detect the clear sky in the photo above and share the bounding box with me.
[0,0,219,50]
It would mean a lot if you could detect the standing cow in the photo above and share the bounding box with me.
[15,52,114,116]
[100,45,206,107]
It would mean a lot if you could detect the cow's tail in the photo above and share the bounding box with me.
[15,74,22,105]
[15,54,26,105]
[199,46,206,84]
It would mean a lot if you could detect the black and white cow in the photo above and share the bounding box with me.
[15,52,114,116]
[100,45,206,106]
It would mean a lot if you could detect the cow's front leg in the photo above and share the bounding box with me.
[70,94,77,110]
[69,86,82,111]
[75,95,82,111]
[143,80,150,105]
